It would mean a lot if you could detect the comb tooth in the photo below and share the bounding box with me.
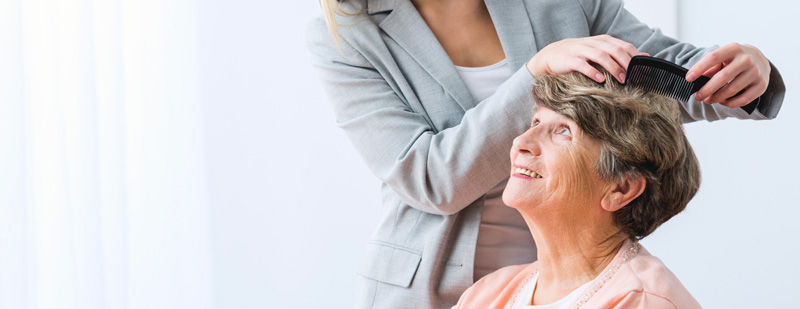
[629,68,639,85]
[648,69,657,90]
[684,77,694,101]
[681,82,692,101]
[669,80,678,97]
[675,82,685,101]
[667,70,677,97]
[648,69,655,85]
[664,71,671,96]
[673,76,686,97]
[663,69,677,98]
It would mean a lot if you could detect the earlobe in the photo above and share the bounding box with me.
[600,175,646,212]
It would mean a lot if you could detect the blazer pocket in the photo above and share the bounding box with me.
[358,241,422,288]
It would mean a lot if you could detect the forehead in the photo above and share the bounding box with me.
[532,106,575,124]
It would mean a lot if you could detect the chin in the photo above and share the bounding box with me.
[501,190,524,210]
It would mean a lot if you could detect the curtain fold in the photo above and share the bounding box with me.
[0,0,212,308]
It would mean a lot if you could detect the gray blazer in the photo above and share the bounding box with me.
[307,0,785,308]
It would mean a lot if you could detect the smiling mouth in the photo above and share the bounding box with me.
[515,167,543,178]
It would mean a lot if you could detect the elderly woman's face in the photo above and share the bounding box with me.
[503,107,609,212]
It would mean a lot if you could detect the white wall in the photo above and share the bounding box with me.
[198,2,382,308]
[642,1,800,307]
[200,1,799,308]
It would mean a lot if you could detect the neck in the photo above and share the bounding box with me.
[523,207,628,304]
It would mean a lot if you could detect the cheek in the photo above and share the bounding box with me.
[549,146,603,203]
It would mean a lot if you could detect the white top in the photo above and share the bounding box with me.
[454,58,513,103]
[516,272,593,309]
[454,59,538,281]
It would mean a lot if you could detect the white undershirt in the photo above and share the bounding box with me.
[516,272,593,309]
[454,60,538,281]
[454,58,513,103]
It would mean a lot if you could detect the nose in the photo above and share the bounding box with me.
[511,127,542,157]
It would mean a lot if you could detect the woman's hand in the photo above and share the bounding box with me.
[526,35,646,84]
[686,43,771,108]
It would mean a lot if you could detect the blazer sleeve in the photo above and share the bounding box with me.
[306,18,534,215]
[577,0,785,122]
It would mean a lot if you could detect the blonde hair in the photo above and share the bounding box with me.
[319,0,361,50]
[532,69,701,239]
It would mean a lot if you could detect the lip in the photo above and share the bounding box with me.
[512,174,534,180]
[512,164,543,179]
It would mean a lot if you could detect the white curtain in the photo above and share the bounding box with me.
[0,0,213,308]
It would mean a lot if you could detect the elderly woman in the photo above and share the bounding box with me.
[454,69,702,308]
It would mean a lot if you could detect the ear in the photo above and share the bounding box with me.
[600,174,646,212]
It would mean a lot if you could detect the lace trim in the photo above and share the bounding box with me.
[504,241,640,309]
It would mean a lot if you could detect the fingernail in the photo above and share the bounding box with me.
[595,73,604,82]
[619,73,626,82]
[695,93,705,101]
[686,72,697,81]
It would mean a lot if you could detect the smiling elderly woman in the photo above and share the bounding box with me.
[454,69,702,308]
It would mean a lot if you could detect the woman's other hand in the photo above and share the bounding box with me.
[686,43,771,108]
[526,35,646,84]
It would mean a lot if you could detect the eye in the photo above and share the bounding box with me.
[556,125,572,137]
[531,119,540,127]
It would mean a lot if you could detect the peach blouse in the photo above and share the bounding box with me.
[453,239,701,309]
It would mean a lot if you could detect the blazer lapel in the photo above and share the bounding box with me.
[374,0,476,111]
[371,0,538,111]
[485,0,537,71]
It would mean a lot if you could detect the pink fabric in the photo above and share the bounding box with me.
[453,240,701,309]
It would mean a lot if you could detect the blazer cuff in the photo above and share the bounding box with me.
[753,61,785,119]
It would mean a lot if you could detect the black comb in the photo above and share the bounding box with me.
[624,56,759,114]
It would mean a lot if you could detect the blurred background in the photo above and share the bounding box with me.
[0,0,797,308]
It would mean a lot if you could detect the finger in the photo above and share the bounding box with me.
[706,70,753,104]
[719,74,768,108]
[702,63,723,77]
[599,42,637,81]
[719,84,763,108]
[573,59,605,83]
[597,36,640,67]
[695,59,747,102]
[686,44,739,82]
[586,50,626,83]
